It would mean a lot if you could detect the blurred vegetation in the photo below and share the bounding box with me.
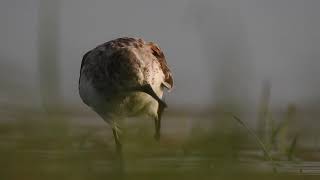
[256,82,300,162]
[38,0,61,111]
[0,106,319,180]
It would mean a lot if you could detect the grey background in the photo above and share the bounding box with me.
[1,0,319,111]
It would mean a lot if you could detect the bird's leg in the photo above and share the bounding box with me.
[111,125,125,174]
[154,99,165,141]
[112,128,122,153]
[99,112,122,155]
[133,84,167,140]
[111,123,122,154]
[140,84,167,140]
[154,118,160,140]
[154,118,161,140]
[95,99,125,173]
[140,84,167,141]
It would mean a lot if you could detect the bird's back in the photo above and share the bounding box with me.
[79,37,173,118]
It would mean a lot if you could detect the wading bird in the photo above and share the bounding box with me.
[79,37,173,153]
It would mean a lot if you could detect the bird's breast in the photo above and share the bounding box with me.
[111,92,159,118]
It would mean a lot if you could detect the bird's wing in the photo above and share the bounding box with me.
[150,43,174,90]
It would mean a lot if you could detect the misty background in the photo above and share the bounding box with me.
[2,1,320,177]
[1,0,319,114]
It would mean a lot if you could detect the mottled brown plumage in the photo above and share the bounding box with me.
[79,37,173,153]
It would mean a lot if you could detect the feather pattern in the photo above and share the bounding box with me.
[79,37,173,120]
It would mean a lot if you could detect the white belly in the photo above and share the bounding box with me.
[114,92,159,118]
[79,75,160,120]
